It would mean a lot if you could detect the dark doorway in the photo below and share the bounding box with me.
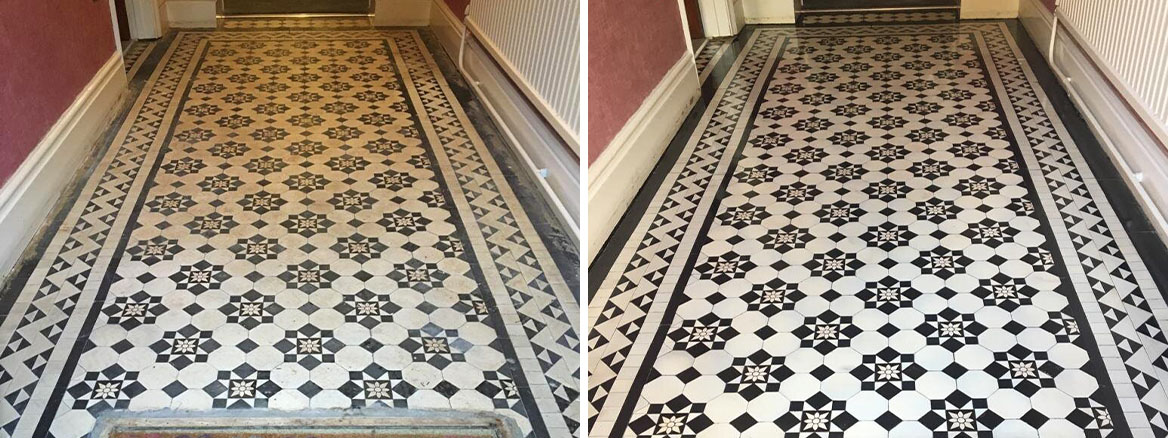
[114,0,132,41]
[221,0,370,15]
[800,0,957,10]
[683,0,704,41]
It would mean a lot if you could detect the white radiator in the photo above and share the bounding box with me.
[465,0,581,150]
[1058,0,1168,140]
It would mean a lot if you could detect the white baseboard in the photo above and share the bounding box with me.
[961,0,1019,19]
[430,0,462,56]
[1018,0,1052,54]
[1019,0,1168,242]
[167,0,215,28]
[430,0,581,243]
[375,0,431,26]
[587,53,700,263]
[0,53,128,282]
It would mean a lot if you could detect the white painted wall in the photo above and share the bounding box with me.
[167,0,215,28]
[374,0,431,26]
[961,0,1019,19]
[743,0,795,24]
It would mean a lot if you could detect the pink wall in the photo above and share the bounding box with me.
[445,0,471,16]
[0,1,116,186]
[1042,0,1055,10]
[588,0,688,163]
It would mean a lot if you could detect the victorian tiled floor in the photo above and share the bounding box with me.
[589,22,1168,438]
[0,20,578,438]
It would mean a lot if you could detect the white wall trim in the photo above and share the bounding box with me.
[587,53,700,262]
[1020,0,1168,242]
[0,53,128,283]
[430,0,581,242]
[1018,0,1052,53]
[430,0,463,56]
[677,0,696,55]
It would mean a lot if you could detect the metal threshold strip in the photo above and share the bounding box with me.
[217,13,372,18]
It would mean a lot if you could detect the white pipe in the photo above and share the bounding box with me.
[458,12,469,72]
[1047,28,1168,241]
[1048,13,1058,66]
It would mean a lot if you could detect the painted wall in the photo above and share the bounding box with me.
[0,1,116,186]
[588,0,688,163]
[961,0,1020,18]
[445,0,471,16]
[1042,0,1055,10]
[743,0,795,24]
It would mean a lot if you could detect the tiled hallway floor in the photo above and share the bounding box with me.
[0,21,578,438]
[589,22,1168,438]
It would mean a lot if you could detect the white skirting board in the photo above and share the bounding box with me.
[0,53,128,283]
[430,0,461,54]
[587,53,700,263]
[1019,0,1168,241]
[429,0,581,243]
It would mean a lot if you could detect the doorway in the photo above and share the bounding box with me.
[113,0,132,41]
[220,0,371,15]
[800,0,958,10]
[683,0,705,52]
[796,0,960,25]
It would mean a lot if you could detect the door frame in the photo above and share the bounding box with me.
[677,0,744,54]
[677,0,744,51]
[106,0,124,52]
[125,0,170,39]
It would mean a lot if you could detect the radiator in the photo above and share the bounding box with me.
[465,0,581,149]
[1058,0,1168,137]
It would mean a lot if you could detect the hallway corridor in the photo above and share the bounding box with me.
[589,22,1168,438]
[0,20,578,438]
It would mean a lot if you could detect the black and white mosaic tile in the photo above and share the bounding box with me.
[589,23,1168,438]
[0,27,577,438]
[695,37,733,82]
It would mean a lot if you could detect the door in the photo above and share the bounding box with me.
[684,0,704,40]
[800,0,959,10]
[114,0,132,41]
[221,0,371,15]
